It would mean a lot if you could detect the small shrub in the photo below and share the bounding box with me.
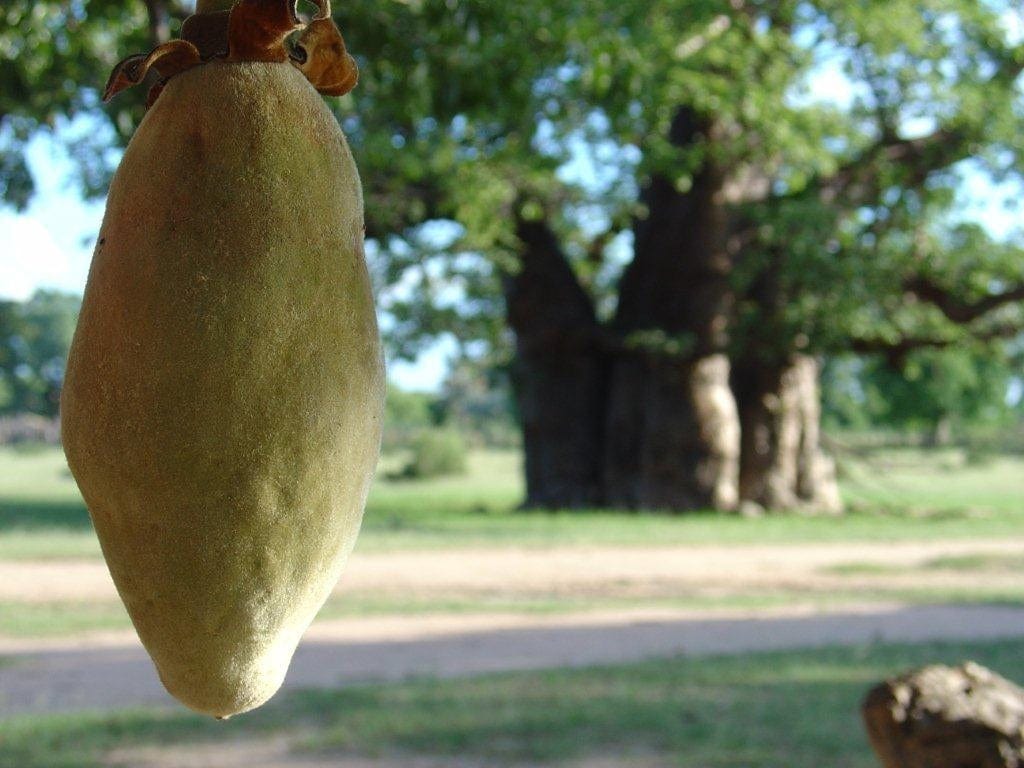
[382,387,436,452]
[964,446,998,467]
[398,429,468,480]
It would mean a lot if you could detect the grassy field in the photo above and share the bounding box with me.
[1,447,1021,766]
[2,637,1022,768]
[1,444,1021,637]
[6,582,1024,638]
[1,445,1023,561]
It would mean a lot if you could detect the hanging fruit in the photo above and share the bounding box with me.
[61,0,384,718]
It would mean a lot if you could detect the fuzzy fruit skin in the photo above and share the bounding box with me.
[61,62,384,718]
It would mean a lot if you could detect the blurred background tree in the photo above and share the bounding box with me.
[824,349,1024,438]
[0,290,80,417]
[2,0,1022,510]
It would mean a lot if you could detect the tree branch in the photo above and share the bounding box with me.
[506,213,600,356]
[362,177,453,240]
[806,45,1024,207]
[817,126,965,205]
[673,14,732,61]
[904,276,1024,324]
[584,212,632,264]
[850,323,1022,368]
[849,335,955,357]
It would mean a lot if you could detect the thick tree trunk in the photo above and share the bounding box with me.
[604,110,740,511]
[505,218,608,508]
[604,353,739,510]
[926,415,954,447]
[734,354,841,513]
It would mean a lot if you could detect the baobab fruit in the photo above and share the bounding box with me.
[60,0,383,718]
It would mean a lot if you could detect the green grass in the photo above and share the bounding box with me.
[0,447,101,559]
[826,551,1024,577]
[923,553,1024,572]
[0,602,132,637]
[2,638,1023,767]
[838,447,1024,515]
[6,583,1024,639]
[0,446,1022,561]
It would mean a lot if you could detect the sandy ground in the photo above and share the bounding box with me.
[108,738,669,768]
[108,736,674,768]
[2,538,1024,604]
[1,539,1023,720]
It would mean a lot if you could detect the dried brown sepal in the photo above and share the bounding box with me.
[103,40,202,102]
[105,0,357,105]
[227,0,301,64]
[180,10,232,60]
[292,18,358,97]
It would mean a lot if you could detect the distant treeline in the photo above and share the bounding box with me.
[0,290,80,419]
[0,290,519,450]
[821,353,1024,445]
[1,290,1019,452]
[383,364,519,452]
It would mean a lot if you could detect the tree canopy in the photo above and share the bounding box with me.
[3,0,1023,509]
[6,1,1023,353]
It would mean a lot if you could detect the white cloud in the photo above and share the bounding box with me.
[0,213,90,300]
[1003,7,1024,45]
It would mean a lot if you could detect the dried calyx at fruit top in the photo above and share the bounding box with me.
[104,0,358,107]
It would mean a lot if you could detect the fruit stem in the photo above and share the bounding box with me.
[195,0,236,13]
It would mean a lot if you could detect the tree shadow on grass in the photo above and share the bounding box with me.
[0,498,92,531]
[6,640,1024,768]
[0,675,863,768]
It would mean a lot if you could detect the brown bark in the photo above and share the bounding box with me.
[734,354,841,514]
[505,218,608,508]
[604,353,739,511]
[904,275,1024,323]
[604,110,740,511]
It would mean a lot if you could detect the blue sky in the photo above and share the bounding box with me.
[0,128,104,303]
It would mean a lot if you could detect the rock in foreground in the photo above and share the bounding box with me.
[862,661,1024,768]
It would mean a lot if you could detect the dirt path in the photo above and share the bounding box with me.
[2,602,1024,719]
[108,738,664,768]
[2,538,1023,722]
[3,537,1024,603]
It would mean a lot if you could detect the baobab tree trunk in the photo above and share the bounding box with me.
[734,354,841,513]
[604,353,739,511]
[604,110,740,511]
[504,217,608,508]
